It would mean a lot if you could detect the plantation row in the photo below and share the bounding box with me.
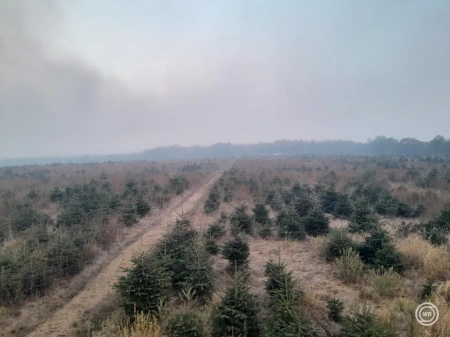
[0,173,191,305]
[206,160,450,269]
[200,159,450,336]
[112,210,403,337]
[82,157,450,337]
[203,166,450,244]
[3,157,450,336]
[230,155,450,196]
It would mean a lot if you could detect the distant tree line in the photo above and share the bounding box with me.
[1,135,450,166]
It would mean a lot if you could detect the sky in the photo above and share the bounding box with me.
[1,0,450,158]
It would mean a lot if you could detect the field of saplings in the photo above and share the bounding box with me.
[4,156,450,336]
[0,159,224,336]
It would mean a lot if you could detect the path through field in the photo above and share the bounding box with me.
[25,172,223,337]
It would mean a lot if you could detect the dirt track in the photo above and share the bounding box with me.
[26,172,222,337]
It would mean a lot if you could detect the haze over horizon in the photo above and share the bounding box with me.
[1,0,449,159]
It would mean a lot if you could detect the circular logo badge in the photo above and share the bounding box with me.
[415,302,439,326]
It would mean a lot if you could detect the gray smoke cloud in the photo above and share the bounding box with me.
[0,0,164,157]
[1,0,450,158]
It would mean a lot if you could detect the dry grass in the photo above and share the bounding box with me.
[380,294,450,337]
[396,235,431,268]
[302,287,322,311]
[334,248,365,283]
[431,296,450,336]
[120,313,162,337]
[72,294,125,337]
[329,218,349,229]
[309,236,327,259]
[376,298,427,337]
[397,235,450,280]
[438,281,450,303]
[368,268,402,300]
[244,236,364,320]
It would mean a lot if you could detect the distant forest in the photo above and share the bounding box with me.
[1,135,450,166]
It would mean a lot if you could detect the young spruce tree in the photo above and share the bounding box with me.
[115,252,172,316]
[211,273,260,337]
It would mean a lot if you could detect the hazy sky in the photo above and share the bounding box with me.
[1,0,449,158]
